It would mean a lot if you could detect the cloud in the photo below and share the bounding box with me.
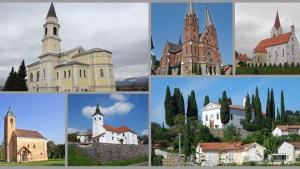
[68,128,82,134]
[141,129,148,136]
[110,94,127,102]
[114,64,149,81]
[82,102,134,118]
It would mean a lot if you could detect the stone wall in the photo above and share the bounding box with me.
[69,143,148,164]
[210,128,252,139]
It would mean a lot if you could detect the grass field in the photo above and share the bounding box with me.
[236,66,300,75]
[68,146,148,166]
[0,159,64,166]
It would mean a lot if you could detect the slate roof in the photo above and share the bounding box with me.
[54,61,88,68]
[167,42,182,53]
[72,48,112,58]
[46,3,57,19]
[14,129,46,139]
[92,104,104,117]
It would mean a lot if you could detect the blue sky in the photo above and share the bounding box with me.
[152,2,232,65]
[0,94,65,144]
[151,77,300,125]
[68,94,148,136]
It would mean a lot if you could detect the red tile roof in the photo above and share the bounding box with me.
[210,102,266,116]
[276,125,300,130]
[254,32,292,53]
[288,142,300,148]
[199,142,256,151]
[237,53,252,61]
[103,124,136,134]
[14,129,46,139]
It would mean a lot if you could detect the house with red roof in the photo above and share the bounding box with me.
[77,104,138,145]
[253,11,300,66]
[196,142,265,166]
[235,51,252,67]
[3,106,48,162]
[272,142,300,163]
[272,125,300,137]
[201,99,266,129]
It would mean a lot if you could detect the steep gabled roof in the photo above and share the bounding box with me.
[46,3,57,19]
[254,32,292,53]
[167,42,182,53]
[17,146,31,154]
[274,11,281,30]
[237,53,252,61]
[103,124,137,134]
[14,129,46,139]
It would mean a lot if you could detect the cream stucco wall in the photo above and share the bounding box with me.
[16,137,48,162]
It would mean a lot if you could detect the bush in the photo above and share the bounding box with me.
[242,161,257,166]
[153,155,164,166]
[252,63,254,67]
[269,63,271,67]
[264,63,266,67]
[255,63,257,67]
[254,68,259,74]
[259,63,262,67]
[279,63,282,67]
[298,63,300,67]
[274,63,276,67]
[292,62,294,67]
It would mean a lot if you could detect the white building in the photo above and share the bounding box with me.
[76,131,91,143]
[196,142,265,166]
[272,142,300,163]
[253,11,300,66]
[272,125,300,137]
[89,104,138,145]
[201,100,260,129]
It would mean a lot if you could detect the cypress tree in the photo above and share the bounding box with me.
[220,91,230,126]
[270,89,275,120]
[266,88,270,118]
[15,60,28,91]
[204,95,210,107]
[164,86,173,126]
[179,92,185,116]
[173,88,181,117]
[187,90,198,120]
[251,94,255,114]
[183,122,191,156]
[280,90,285,123]
[3,67,17,91]
[276,108,280,121]
[218,98,221,103]
[187,95,191,119]
[245,94,252,123]
[254,87,262,122]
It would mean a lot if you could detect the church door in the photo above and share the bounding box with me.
[210,121,214,128]
[22,151,28,161]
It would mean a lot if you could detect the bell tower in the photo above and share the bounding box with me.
[41,3,61,54]
[183,2,199,43]
[3,105,16,162]
[92,104,105,137]
[270,11,284,38]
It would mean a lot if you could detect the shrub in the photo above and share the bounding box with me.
[279,63,282,67]
[255,63,257,67]
[292,62,294,67]
[252,63,254,67]
[242,161,257,166]
[274,63,276,67]
[153,155,164,166]
[264,63,266,67]
[254,68,259,74]
[269,63,271,67]
[259,63,262,67]
[297,63,300,67]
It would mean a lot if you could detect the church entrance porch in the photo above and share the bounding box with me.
[17,146,31,162]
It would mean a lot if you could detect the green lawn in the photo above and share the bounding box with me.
[68,146,148,166]
[0,159,64,166]
[236,66,300,75]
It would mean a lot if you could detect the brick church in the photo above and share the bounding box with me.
[157,2,223,75]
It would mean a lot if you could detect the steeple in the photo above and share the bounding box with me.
[46,3,57,19]
[6,105,15,117]
[151,37,154,50]
[178,34,182,45]
[274,11,281,30]
[92,103,104,117]
[186,1,197,17]
[204,5,214,29]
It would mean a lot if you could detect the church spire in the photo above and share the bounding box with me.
[204,4,214,28]
[186,1,197,17]
[92,103,104,117]
[6,104,15,116]
[46,3,57,19]
[178,34,182,45]
[274,11,281,30]
[151,37,154,50]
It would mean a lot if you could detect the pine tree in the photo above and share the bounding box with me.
[220,91,230,126]
[164,86,173,126]
[254,87,262,122]
[270,89,275,120]
[228,98,232,105]
[15,60,28,91]
[204,95,210,107]
[245,94,252,123]
[280,90,285,123]
[183,122,191,156]
[3,67,17,91]
[266,88,270,118]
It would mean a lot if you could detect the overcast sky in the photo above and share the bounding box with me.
[0,3,149,85]
[236,3,300,58]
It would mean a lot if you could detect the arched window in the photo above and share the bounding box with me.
[100,69,104,77]
[84,70,86,77]
[99,117,101,120]
[57,72,59,79]
[64,71,66,78]
[79,69,82,77]
[45,27,47,36]
[10,118,13,123]
[68,70,71,77]
[37,71,40,81]
[206,49,212,59]
[30,73,33,82]
[33,145,36,149]
[53,27,57,36]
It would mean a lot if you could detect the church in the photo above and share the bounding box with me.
[77,104,138,145]
[157,2,223,75]
[27,3,116,92]
[253,11,300,66]
[3,106,48,162]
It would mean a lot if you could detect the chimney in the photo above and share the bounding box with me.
[243,98,246,107]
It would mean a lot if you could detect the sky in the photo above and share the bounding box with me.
[152,2,232,65]
[151,77,300,126]
[236,3,300,58]
[68,94,149,136]
[0,3,149,85]
[0,94,65,144]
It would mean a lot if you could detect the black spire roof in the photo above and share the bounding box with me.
[46,3,57,19]
[92,103,104,117]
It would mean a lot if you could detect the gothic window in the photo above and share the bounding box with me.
[79,69,82,77]
[194,46,196,55]
[53,27,57,36]
[45,28,47,36]
[68,70,71,77]
[100,69,104,77]
[64,71,66,78]
[37,71,40,81]
[206,49,212,59]
[30,73,33,82]
[43,69,45,78]
[57,72,59,79]
[194,29,196,40]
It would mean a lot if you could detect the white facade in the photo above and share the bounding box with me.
[272,126,300,137]
[77,135,90,143]
[274,142,300,163]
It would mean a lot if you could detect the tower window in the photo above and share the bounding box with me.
[68,70,71,77]
[37,71,40,81]
[64,71,66,78]
[30,73,33,82]
[27,144,30,148]
[99,117,101,120]
[100,69,104,77]
[94,117,96,120]
[84,70,86,77]
[53,27,57,36]
[45,28,47,36]
[57,72,59,79]
[10,118,13,123]
[80,69,82,77]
